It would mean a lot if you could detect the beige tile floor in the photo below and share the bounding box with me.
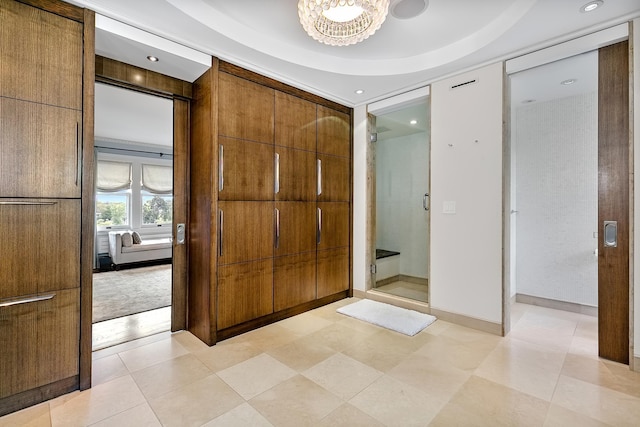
[2,300,640,426]
[374,281,428,303]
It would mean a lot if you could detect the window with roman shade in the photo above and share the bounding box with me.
[96,160,132,192]
[141,164,172,194]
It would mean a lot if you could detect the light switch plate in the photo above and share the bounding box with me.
[443,201,456,214]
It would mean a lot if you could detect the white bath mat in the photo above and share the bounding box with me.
[337,299,436,336]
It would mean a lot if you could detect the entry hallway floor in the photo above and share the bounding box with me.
[2,300,640,426]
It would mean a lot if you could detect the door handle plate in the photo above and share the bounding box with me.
[604,221,617,248]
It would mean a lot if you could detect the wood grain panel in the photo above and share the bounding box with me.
[0,288,79,399]
[276,147,317,201]
[317,202,350,251]
[14,0,84,22]
[218,201,274,265]
[0,199,80,300]
[598,41,629,364]
[0,98,82,198]
[95,56,193,99]
[317,247,349,298]
[274,252,316,311]
[0,0,82,109]
[172,98,189,332]
[275,91,317,151]
[79,7,95,391]
[219,61,350,114]
[219,137,274,201]
[317,105,350,157]
[275,202,316,257]
[217,259,273,330]
[218,72,274,144]
[188,67,216,345]
[317,154,350,202]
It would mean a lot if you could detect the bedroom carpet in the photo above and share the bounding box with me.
[337,299,436,336]
[93,264,171,323]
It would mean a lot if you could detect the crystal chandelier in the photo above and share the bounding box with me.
[298,0,390,47]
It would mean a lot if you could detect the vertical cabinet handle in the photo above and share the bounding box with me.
[274,153,280,194]
[76,122,81,186]
[219,209,224,256]
[219,145,224,192]
[317,207,322,244]
[317,159,322,196]
[275,208,280,248]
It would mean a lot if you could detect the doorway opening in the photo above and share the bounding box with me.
[369,99,430,304]
[92,82,174,350]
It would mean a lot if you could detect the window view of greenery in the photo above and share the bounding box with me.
[96,194,129,227]
[142,194,173,225]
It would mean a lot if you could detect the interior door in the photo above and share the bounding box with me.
[598,41,630,364]
[172,98,189,331]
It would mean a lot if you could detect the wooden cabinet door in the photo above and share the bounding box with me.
[274,252,316,311]
[317,247,349,298]
[276,147,317,201]
[275,202,316,257]
[219,137,274,201]
[0,99,82,198]
[218,72,274,144]
[0,199,80,300]
[317,202,350,251]
[218,201,274,265]
[317,154,350,202]
[0,288,79,398]
[317,105,350,157]
[217,259,273,329]
[275,91,316,151]
[0,0,82,110]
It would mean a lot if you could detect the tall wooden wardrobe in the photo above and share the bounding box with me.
[0,0,94,416]
[189,61,352,345]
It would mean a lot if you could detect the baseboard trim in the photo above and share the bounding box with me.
[429,308,503,336]
[375,275,428,287]
[365,289,430,314]
[516,293,597,317]
[0,376,78,417]
[633,356,640,372]
[353,289,366,299]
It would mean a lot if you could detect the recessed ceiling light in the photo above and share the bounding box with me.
[580,1,603,13]
[410,119,417,125]
[355,89,364,94]
[561,79,577,85]
[147,55,159,62]
[391,0,428,20]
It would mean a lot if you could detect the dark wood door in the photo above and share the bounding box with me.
[317,247,349,298]
[217,259,273,329]
[219,137,274,201]
[218,72,274,144]
[218,201,274,265]
[275,202,316,257]
[274,252,316,311]
[317,202,350,250]
[0,0,82,109]
[0,199,80,300]
[317,105,350,157]
[317,154,350,202]
[0,99,82,198]
[598,41,629,364]
[172,98,189,332]
[275,146,317,201]
[275,91,316,151]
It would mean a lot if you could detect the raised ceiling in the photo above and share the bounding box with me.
[69,0,639,106]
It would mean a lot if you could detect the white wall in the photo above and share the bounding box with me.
[353,105,368,292]
[376,132,429,279]
[633,18,640,364]
[429,62,504,324]
[514,93,598,306]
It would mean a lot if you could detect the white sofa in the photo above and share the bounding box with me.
[108,231,172,268]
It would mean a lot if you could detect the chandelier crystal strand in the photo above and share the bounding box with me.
[298,0,390,46]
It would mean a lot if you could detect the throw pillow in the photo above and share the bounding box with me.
[121,232,133,247]
[132,231,142,244]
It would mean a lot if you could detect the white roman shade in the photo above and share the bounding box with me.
[96,160,132,192]
[141,164,172,194]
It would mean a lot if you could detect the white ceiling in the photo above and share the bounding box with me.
[67,0,639,107]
